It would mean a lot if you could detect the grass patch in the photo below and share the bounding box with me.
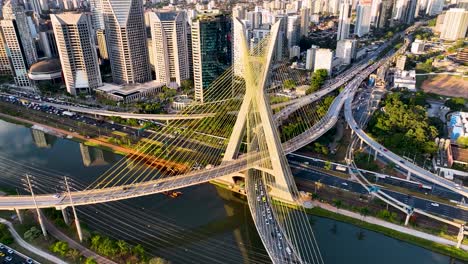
[0,115,32,127]
[306,207,468,261]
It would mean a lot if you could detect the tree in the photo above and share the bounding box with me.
[149,257,170,264]
[23,227,41,242]
[324,161,332,170]
[50,241,69,256]
[457,136,468,148]
[84,257,98,264]
[0,224,13,245]
[132,244,146,259]
[307,69,328,94]
[445,97,466,111]
[283,79,296,90]
[116,240,129,256]
[180,79,194,94]
[66,248,81,261]
[359,207,370,219]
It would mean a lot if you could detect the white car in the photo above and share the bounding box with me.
[430,203,439,207]
[341,182,348,186]
[52,193,61,199]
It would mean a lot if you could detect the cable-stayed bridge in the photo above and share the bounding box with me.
[1,20,464,263]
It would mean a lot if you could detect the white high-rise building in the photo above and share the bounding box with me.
[306,45,318,70]
[314,48,333,75]
[0,31,12,76]
[337,0,352,41]
[426,0,444,16]
[0,1,37,87]
[51,13,102,95]
[149,11,190,87]
[336,39,357,64]
[287,15,300,49]
[355,2,372,37]
[441,8,468,41]
[102,0,151,85]
[370,0,382,26]
[89,0,104,30]
[233,17,247,76]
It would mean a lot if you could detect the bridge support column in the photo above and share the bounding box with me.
[456,225,464,249]
[61,208,70,225]
[74,212,83,242]
[406,171,411,181]
[15,209,23,224]
[404,213,412,226]
[36,209,47,238]
[374,149,378,161]
[360,139,363,150]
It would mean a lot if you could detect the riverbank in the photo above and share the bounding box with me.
[0,112,128,156]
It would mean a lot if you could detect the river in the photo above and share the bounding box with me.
[0,119,463,264]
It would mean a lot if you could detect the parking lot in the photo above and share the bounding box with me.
[0,244,36,264]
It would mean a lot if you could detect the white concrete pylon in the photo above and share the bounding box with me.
[222,18,296,202]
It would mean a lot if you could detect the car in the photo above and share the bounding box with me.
[383,148,388,152]
[52,193,61,199]
[341,182,348,186]
[286,247,292,255]
[5,256,12,262]
[0,244,4,249]
[257,196,260,202]
[26,259,33,264]
[265,220,269,225]
[153,183,160,188]
[399,160,404,163]
[7,249,13,254]
[431,203,439,207]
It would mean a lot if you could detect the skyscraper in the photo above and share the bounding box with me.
[426,0,444,16]
[233,17,246,77]
[377,0,393,29]
[300,8,310,37]
[149,11,190,87]
[355,1,372,37]
[0,0,37,87]
[337,0,352,41]
[191,14,231,102]
[51,13,102,95]
[102,0,151,84]
[0,32,12,76]
[441,8,468,41]
[287,15,300,49]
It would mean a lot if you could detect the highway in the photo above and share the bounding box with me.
[1,93,213,120]
[289,161,467,221]
[343,65,468,198]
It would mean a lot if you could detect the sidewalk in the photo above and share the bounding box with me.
[0,218,67,264]
[311,201,468,251]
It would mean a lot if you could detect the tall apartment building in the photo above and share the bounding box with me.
[102,0,151,84]
[314,48,333,75]
[191,14,231,102]
[426,0,444,16]
[233,17,246,77]
[0,32,12,76]
[300,8,310,37]
[149,11,190,87]
[377,0,394,29]
[441,8,468,41]
[355,1,372,37]
[336,39,357,65]
[51,13,102,95]
[287,15,300,49]
[337,0,352,41]
[0,1,37,87]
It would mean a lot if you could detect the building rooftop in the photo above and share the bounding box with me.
[97,80,165,96]
[157,11,179,21]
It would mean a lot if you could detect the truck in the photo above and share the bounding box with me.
[335,165,347,172]
[62,111,76,117]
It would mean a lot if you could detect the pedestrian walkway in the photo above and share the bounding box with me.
[311,201,468,251]
[0,218,67,264]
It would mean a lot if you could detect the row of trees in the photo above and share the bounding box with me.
[89,234,152,263]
